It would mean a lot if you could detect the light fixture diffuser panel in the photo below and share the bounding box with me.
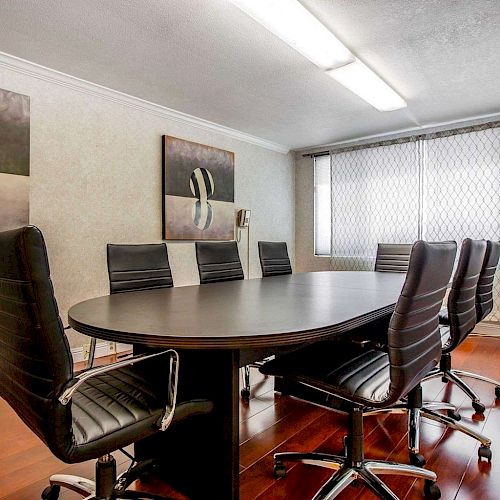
[327,59,407,111]
[230,0,354,69]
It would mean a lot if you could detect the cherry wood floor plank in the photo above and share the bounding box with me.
[0,338,498,499]
[240,394,312,444]
[240,389,277,423]
[246,410,347,500]
[239,402,327,469]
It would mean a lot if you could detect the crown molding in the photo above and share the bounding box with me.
[0,51,290,154]
[295,111,500,156]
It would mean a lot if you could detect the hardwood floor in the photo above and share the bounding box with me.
[0,336,499,499]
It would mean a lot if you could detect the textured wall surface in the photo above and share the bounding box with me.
[0,66,295,348]
[294,154,331,273]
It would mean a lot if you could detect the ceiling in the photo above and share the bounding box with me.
[0,0,499,150]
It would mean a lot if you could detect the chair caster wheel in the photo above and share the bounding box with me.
[424,480,441,499]
[478,445,492,461]
[274,461,287,479]
[447,409,461,421]
[472,401,486,414]
[441,377,448,383]
[41,485,60,500]
[495,386,500,399]
[409,453,426,467]
[240,387,250,401]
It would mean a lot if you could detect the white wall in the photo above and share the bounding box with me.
[295,153,331,273]
[0,60,295,348]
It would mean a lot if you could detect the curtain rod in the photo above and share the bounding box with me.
[302,120,500,157]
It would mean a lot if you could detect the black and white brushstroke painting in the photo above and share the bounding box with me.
[0,88,30,231]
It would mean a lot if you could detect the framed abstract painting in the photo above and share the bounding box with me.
[162,136,235,240]
[0,88,30,231]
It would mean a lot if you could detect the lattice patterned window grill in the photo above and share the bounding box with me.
[330,140,421,271]
[324,123,500,323]
[424,127,500,322]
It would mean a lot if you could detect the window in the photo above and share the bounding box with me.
[314,155,331,256]
[316,124,499,321]
[330,141,421,270]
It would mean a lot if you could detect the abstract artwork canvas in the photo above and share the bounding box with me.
[163,136,235,240]
[0,88,30,231]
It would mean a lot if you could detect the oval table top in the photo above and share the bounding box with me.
[68,271,406,349]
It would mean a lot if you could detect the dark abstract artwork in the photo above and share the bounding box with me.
[163,136,235,240]
[0,88,30,231]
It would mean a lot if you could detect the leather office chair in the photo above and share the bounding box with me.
[374,243,413,273]
[107,243,173,292]
[195,241,255,400]
[260,241,456,499]
[470,240,500,399]
[0,226,212,500]
[258,241,292,277]
[86,243,173,369]
[425,239,500,410]
[195,240,244,283]
[347,243,412,349]
[365,239,492,466]
[423,239,489,413]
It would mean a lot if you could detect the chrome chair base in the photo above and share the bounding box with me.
[241,360,270,401]
[423,366,500,414]
[365,401,492,464]
[43,456,172,500]
[273,452,440,500]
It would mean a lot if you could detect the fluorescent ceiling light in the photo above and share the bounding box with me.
[230,0,354,69]
[327,59,407,111]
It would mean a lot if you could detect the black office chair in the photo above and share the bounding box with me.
[365,239,492,466]
[425,239,500,408]
[260,241,457,499]
[374,243,413,272]
[86,243,173,369]
[0,226,213,500]
[258,241,292,277]
[195,240,244,283]
[346,243,412,349]
[423,239,489,413]
[107,243,173,292]
[195,241,256,400]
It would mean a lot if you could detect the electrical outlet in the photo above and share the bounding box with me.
[109,341,116,354]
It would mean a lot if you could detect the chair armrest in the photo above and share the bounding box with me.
[59,349,179,431]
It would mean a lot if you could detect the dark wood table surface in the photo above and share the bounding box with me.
[68,271,406,499]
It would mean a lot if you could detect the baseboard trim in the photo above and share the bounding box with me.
[473,322,500,338]
[71,342,131,363]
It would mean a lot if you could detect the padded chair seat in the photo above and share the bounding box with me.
[438,308,449,325]
[68,365,212,462]
[261,342,391,407]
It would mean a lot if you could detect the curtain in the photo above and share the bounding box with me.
[330,141,420,270]
[327,124,500,322]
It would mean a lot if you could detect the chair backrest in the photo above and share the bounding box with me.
[195,241,244,284]
[476,240,500,323]
[107,243,173,294]
[375,243,413,273]
[445,239,487,352]
[386,240,456,402]
[0,226,73,453]
[258,241,292,277]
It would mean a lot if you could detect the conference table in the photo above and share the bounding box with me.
[68,271,406,499]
